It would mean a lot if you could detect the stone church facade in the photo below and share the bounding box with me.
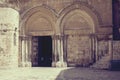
[0,0,120,69]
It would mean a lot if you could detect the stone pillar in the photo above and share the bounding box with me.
[108,40,112,60]
[21,36,31,67]
[63,35,68,63]
[90,34,97,63]
[56,35,67,67]
[52,36,57,67]
[90,34,95,63]
[21,36,26,67]
[27,36,32,67]
[95,36,98,61]
[0,8,19,68]
[25,36,32,67]
[60,36,64,63]
[57,35,61,61]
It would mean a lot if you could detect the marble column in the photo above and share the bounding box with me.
[52,36,57,67]
[60,36,64,62]
[21,36,26,67]
[90,34,95,63]
[56,35,67,67]
[26,36,32,67]
[94,36,98,61]
[63,35,68,63]
[21,36,31,67]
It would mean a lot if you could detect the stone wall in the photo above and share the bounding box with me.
[113,41,120,60]
[20,0,112,25]
[98,40,109,60]
[0,0,113,68]
[18,0,112,36]
[0,8,19,68]
[1,1,112,33]
[67,35,92,67]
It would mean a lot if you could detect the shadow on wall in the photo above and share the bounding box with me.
[55,67,120,80]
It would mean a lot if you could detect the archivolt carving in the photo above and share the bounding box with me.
[60,9,95,35]
[59,2,102,25]
[64,12,92,30]
[20,6,57,36]
[26,13,53,32]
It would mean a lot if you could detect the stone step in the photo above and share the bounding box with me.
[90,54,110,69]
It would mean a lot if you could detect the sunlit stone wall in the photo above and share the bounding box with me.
[0,8,19,68]
[67,35,92,67]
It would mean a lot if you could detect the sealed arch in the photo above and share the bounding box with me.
[59,3,100,34]
[59,4,99,67]
[62,9,95,35]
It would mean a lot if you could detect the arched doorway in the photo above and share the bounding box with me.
[25,12,54,67]
[20,6,56,67]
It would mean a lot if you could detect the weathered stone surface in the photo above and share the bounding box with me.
[113,41,120,60]
[98,40,109,60]
[0,0,114,69]
[67,35,92,66]
[20,0,112,26]
[0,8,19,68]
[90,54,111,69]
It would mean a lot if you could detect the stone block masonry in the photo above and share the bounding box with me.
[0,8,19,68]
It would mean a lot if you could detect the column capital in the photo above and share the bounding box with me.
[19,35,29,40]
[55,35,65,39]
[89,33,97,37]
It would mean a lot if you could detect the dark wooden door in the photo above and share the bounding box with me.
[38,36,52,67]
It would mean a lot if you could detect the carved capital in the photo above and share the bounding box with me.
[19,35,29,40]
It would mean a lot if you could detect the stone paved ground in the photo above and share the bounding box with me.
[0,67,120,80]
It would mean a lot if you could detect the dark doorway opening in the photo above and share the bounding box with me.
[37,36,52,67]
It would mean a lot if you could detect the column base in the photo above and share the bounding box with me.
[25,62,32,67]
[21,62,32,67]
[21,62,26,67]
[52,62,56,67]
[56,61,67,67]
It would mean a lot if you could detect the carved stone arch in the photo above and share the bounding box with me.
[19,6,58,67]
[57,3,101,67]
[20,5,57,36]
[21,4,57,19]
[61,9,95,35]
[59,3,100,34]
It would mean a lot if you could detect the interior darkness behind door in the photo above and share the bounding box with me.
[38,36,52,67]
